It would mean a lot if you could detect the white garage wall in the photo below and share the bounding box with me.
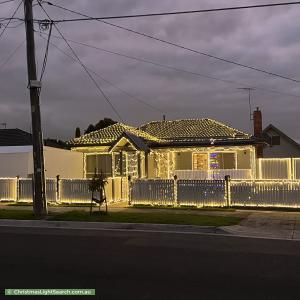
[44,147,84,178]
[0,146,84,178]
[0,152,31,177]
[0,146,32,177]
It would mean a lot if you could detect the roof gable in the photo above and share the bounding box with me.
[263,124,300,150]
[69,123,161,146]
[109,132,149,153]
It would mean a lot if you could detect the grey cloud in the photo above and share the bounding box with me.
[0,0,300,142]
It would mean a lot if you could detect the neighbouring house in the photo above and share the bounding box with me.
[69,119,263,180]
[0,128,84,178]
[262,124,300,158]
[250,108,300,179]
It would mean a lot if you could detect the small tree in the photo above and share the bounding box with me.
[75,127,81,138]
[94,118,117,130]
[88,170,108,215]
[85,124,95,134]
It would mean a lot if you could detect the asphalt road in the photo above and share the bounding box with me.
[0,227,299,300]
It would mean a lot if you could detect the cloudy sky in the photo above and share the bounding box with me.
[1,0,300,142]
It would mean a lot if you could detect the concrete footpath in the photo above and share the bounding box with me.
[1,203,300,240]
[221,210,300,240]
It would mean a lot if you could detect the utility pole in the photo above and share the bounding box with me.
[23,0,47,217]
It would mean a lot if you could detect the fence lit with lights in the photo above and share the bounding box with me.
[130,179,174,205]
[230,180,300,208]
[0,177,129,203]
[130,178,300,208]
[177,180,226,206]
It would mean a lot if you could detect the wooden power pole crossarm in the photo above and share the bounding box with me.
[24,0,47,216]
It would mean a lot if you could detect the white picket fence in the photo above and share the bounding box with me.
[230,180,300,208]
[0,177,129,203]
[130,180,174,205]
[177,180,226,206]
[0,178,17,201]
[1,176,300,208]
[130,179,300,208]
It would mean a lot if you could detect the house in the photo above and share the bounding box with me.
[70,119,261,180]
[262,124,300,158]
[250,109,300,179]
[0,128,84,178]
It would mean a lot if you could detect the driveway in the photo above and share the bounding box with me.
[222,211,300,240]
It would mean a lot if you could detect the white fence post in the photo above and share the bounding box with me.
[225,175,231,207]
[174,175,178,206]
[56,175,60,203]
[16,176,20,202]
[128,176,132,206]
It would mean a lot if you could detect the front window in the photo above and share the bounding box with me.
[193,153,208,170]
[209,152,235,169]
[85,154,112,178]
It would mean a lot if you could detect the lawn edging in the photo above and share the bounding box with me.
[0,209,242,227]
[0,218,230,234]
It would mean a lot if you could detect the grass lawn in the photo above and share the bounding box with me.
[0,209,37,220]
[0,209,241,226]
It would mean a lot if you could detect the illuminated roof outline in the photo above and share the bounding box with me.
[139,118,250,141]
[69,118,251,147]
[69,123,162,146]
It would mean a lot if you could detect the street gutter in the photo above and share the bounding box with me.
[0,219,225,234]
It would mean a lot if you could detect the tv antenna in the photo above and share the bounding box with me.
[238,87,255,122]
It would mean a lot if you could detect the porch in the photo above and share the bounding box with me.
[147,146,256,180]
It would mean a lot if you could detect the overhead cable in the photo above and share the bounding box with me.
[0,0,22,41]
[39,20,53,81]
[45,2,300,84]
[37,29,300,100]
[0,0,15,5]
[44,1,300,22]
[39,34,165,114]
[0,38,24,70]
[37,1,124,122]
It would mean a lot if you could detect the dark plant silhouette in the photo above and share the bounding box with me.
[75,127,81,138]
[88,170,108,215]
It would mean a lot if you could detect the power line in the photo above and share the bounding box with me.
[40,31,244,86]
[43,1,300,22]
[0,0,22,41]
[5,20,24,28]
[37,1,124,122]
[38,34,165,114]
[38,31,300,100]
[0,17,23,22]
[0,38,24,70]
[45,2,300,85]
[39,21,52,81]
[0,0,15,5]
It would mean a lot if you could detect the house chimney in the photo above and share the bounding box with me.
[253,107,262,137]
[253,107,263,158]
[163,115,166,121]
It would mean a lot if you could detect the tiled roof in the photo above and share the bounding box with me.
[69,123,162,146]
[0,129,32,146]
[139,119,250,141]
